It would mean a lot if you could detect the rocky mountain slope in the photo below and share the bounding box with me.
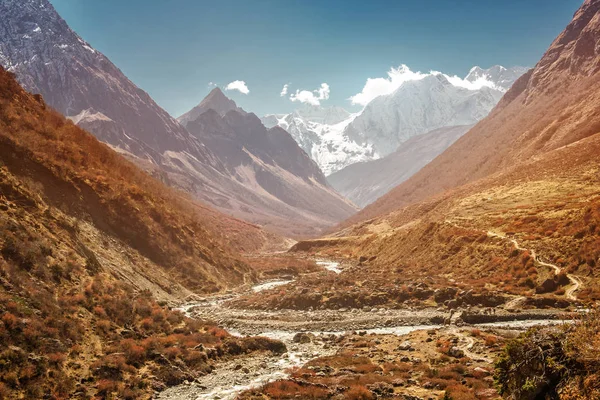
[342,0,600,227]
[177,87,244,126]
[282,0,600,310]
[262,105,371,176]
[179,93,357,236]
[0,0,355,238]
[328,125,473,208]
[0,66,289,398]
[264,67,524,175]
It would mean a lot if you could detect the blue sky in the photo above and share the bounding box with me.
[50,0,582,117]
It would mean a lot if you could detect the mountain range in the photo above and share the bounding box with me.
[263,66,526,176]
[342,0,600,227]
[0,0,355,238]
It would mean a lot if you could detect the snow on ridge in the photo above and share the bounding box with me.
[264,65,527,177]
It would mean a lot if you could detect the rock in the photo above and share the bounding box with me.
[447,300,458,309]
[367,382,394,396]
[293,332,312,344]
[392,379,405,387]
[536,278,558,294]
[398,341,413,351]
[448,346,465,358]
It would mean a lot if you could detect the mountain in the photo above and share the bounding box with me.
[0,66,291,398]
[466,65,530,90]
[264,67,525,175]
[342,0,600,227]
[342,69,524,159]
[285,0,600,323]
[0,0,355,237]
[262,106,372,176]
[179,96,358,236]
[0,0,199,161]
[328,124,473,208]
[177,87,244,126]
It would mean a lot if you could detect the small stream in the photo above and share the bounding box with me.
[160,260,570,400]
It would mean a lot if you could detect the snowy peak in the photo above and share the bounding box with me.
[265,65,527,176]
[465,65,530,91]
[177,87,244,127]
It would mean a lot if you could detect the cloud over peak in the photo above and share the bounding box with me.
[349,65,504,106]
[225,80,250,94]
[290,83,330,106]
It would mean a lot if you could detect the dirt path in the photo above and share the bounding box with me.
[486,230,582,301]
[446,220,582,301]
[450,328,493,363]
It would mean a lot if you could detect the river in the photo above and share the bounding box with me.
[158,260,571,400]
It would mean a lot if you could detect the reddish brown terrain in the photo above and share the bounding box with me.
[262,0,600,312]
[343,0,600,228]
[0,67,290,398]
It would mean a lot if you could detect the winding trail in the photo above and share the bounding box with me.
[446,220,582,301]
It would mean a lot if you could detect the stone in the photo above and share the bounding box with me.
[448,346,465,358]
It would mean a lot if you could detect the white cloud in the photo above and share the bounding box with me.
[280,84,289,97]
[290,83,330,106]
[349,65,428,106]
[225,80,250,95]
[349,65,503,107]
[443,74,501,91]
[208,81,217,88]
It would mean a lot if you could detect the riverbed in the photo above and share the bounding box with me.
[159,260,571,400]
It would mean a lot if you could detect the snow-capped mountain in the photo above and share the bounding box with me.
[264,66,527,175]
[262,106,376,176]
[466,65,530,90]
[0,0,356,237]
[343,73,506,157]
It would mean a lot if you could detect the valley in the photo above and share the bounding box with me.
[159,257,577,400]
[0,0,598,399]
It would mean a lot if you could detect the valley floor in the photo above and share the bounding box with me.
[158,258,580,400]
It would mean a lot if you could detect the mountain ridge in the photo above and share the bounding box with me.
[335,0,600,229]
[0,0,356,238]
[264,66,526,175]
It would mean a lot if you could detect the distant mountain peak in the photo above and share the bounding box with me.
[177,86,245,127]
[465,65,529,91]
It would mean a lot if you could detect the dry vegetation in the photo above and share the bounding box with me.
[242,255,322,280]
[273,136,600,312]
[240,328,506,400]
[495,311,600,399]
[0,67,291,398]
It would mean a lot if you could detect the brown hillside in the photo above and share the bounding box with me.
[0,67,292,398]
[342,0,600,227]
[0,66,265,294]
